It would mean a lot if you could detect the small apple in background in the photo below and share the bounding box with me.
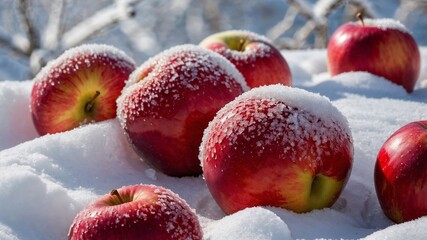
[68,184,203,240]
[30,44,135,135]
[199,30,292,89]
[200,84,353,214]
[117,44,248,177]
[327,13,420,93]
[375,120,427,223]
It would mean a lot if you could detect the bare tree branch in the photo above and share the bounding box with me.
[43,0,67,50]
[0,31,30,58]
[17,0,40,53]
[203,0,222,33]
[60,0,139,49]
[270,0,379,49]
[267,5,299,42]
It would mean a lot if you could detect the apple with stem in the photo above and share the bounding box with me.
[375,120,427,223]
[30,44,135,135]
[199,30,292,89]
[327,12,420,93]
[68,184,203,240]
[117,44,248,177]
[200,84,353,214]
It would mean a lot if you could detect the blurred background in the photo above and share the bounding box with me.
[0,0,426,80]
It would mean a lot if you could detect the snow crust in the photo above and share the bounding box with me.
[362,18,409,33]
[1,47,427,239]
[199,84,352,169]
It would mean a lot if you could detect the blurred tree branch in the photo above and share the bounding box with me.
[268,0,377,49]
[0,0,139,77]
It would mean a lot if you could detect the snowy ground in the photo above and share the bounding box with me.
[1,47,427,240]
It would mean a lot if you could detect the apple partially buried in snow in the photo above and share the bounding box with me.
[200,84,353,214]
[117,44,248,177]
[199,30,292,88]
[375,120,427,223]
[30,44,135,135]
[327,14,420,93]
[68,184,203,239]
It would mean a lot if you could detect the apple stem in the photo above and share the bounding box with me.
[84,91,100,113]
[239,39,246,51]
[356,12,365,26]
[110,189,124,204]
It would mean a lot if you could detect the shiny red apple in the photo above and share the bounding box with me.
[327,14,420,93]
[375,120,427,223]
[117,44,248,177]
[199,30,292,88]
[68,184,203,240]
[200,84,353,214]
[30,44,135,135]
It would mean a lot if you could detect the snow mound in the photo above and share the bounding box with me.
[363,216,427,240]
[0,81,37,150]
[204,207,292,240]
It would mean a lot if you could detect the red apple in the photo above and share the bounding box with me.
[30,44,135,135]
[117,44,248,177]
[375,120,427,223]
[68,184,203,240]
[200,84,353,214]
[327,13,420,93]
[199,30,292,88]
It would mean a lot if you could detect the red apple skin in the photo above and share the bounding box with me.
[375,121,427,223]
[199,30,292,89]
[327,20,420,93]
[30,44,135,135]
[200,85,353,214]
[68,184,203,240]
[118,45,247,177]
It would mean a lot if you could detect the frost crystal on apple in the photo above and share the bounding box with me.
[362,19,409,33]
[117,45,248,126]
[200,84,352,168]
[68,184,202,239]
[116,44,248,176]
[33,44,135,97]
[214,30,274,63]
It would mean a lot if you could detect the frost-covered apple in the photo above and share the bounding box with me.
[117,44,248,177]
[199,30,292,88]
[68,184,203,240]
[375,120,427,223]
[30,44,135,135]
[200,84,353,214]
[327,13,420,93]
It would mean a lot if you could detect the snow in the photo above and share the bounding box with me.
[199,84,352,170]
[362,18,409,33]
[1,47,427,239]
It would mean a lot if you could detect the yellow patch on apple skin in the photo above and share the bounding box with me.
[275,167,344,213]
[52,69,107,128]
[376,35,409,71]
[240,164,344,214]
